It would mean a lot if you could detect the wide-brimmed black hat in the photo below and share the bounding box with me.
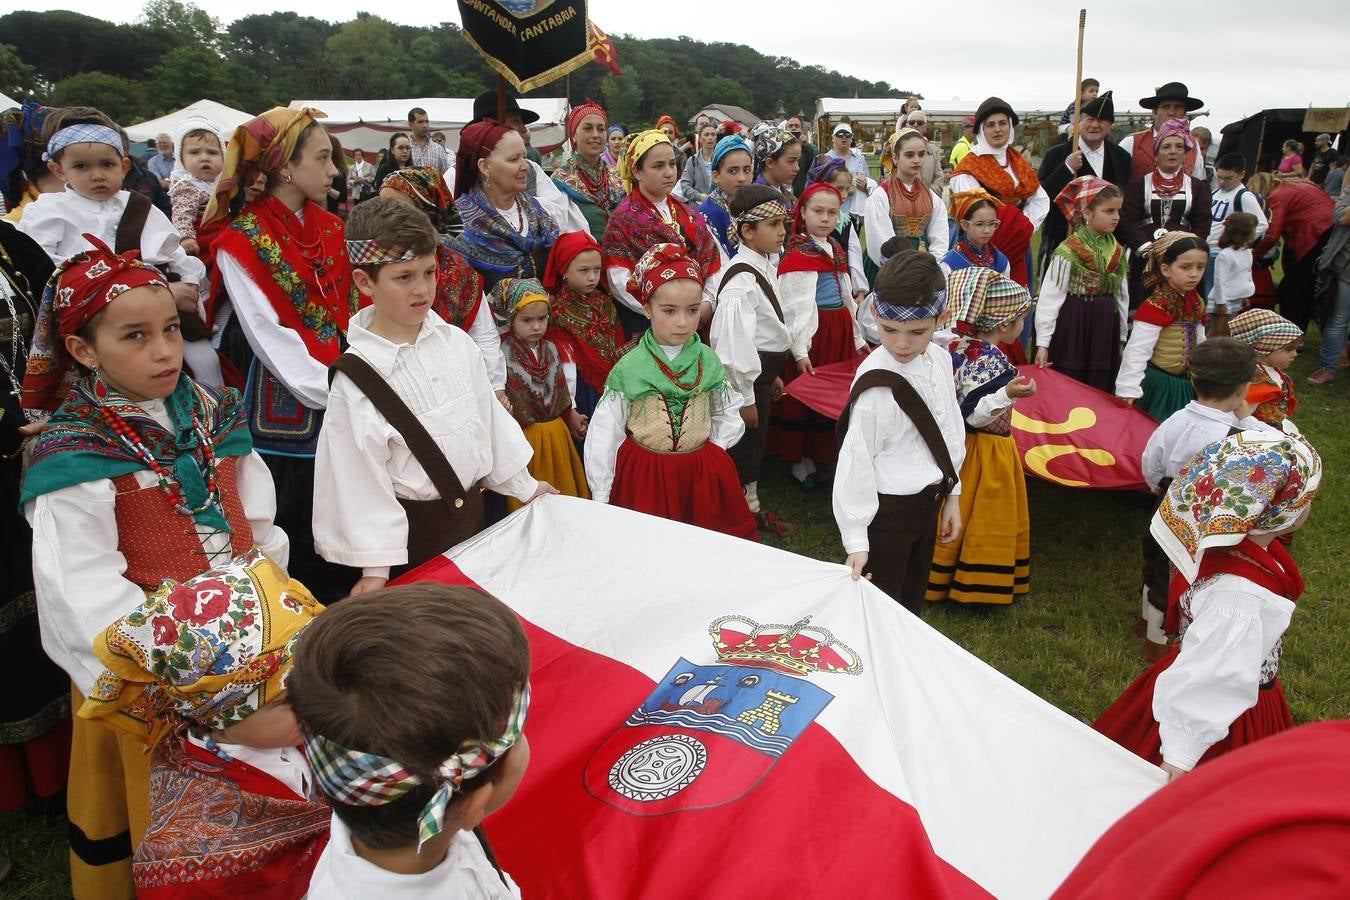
[1139,82,1204,112]
[1080,90,1115,122]
[974,97,1019,131]
[470,89,540,126]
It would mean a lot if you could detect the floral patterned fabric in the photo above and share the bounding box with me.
[79,547,323,744]
[946,335,1019,434]
[503,335,571,425]
[1153,429,1322,582]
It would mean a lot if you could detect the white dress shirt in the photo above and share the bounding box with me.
[307,815,522,900]
[26,399,287,695]
[584,342,745,504]
[313,308,537,577]
[1140,401,1270,493]
[710,247,792,402]
[862,183,950,267]
[832,342,967,554]
[1154,574,1294,770]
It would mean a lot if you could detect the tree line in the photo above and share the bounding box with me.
[0,1,915,130]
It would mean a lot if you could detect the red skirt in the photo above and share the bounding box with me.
[1094,646,1294,767]
[772,305,860,463]
[611,439,759,541]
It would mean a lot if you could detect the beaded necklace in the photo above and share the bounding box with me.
[648,344,704,391]
[958,240,996,269]
[95,396,221,520]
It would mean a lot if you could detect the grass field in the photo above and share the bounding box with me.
[1,331,1345,898]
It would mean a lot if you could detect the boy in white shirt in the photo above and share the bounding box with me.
[290,583,531,900]
[1138,338,1270,658]
[833,249,966,615]
[312,199,553,596]
[17,107,223,388]
[710,184,794,531]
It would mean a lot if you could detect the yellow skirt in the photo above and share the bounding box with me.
[67,684,152,900]
[508,417,591,512]
[926,431,1030,605]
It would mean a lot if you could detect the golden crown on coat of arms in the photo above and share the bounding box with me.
[709,615,863,678]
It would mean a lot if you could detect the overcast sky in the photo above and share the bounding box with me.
[17,0,1350,138]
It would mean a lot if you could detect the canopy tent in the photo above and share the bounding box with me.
[124,99,254,143]
[814,96,1073,154]
[0,92,21,112]
[1217,107,1349,176]
[290,97,569,156]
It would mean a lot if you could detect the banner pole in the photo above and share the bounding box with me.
[1070,9,1087,147]
[497,74,507,121]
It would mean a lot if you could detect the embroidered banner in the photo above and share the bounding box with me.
[394,497,1162,899]
[457,0,594,93]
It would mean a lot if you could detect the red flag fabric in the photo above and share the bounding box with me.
[587,21,622,76]
[783,357,1159,492]
[393,498,1162,899]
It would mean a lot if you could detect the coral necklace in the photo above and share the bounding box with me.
[95,400,220,519]
[648,345,704,391]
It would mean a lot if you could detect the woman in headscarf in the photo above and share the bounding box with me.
[372,131,412,190]
[949,98,1049,289]
[449,118,560,301]
[750,121,801,214]
[603,128,723,337]
[864,128,949,286]
[552,99,626,241]
[698,133,756,256]
[602,124,627,169]
[655,114,686,175]
[1119,118,1212,310]
[379,167,505,393]
[205,106,362,602]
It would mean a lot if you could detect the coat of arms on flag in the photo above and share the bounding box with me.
[584,616,860,814]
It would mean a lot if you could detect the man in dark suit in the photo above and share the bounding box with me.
[1037,91,1132,268]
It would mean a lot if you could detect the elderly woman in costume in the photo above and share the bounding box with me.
[378,167,505,393]
[552,100,627,241]
[1096,429,1321,777]
[206,106,361,602]
[603,128,724,337]
[1119,118,1213,310]
[864,127,949,286]
[449,118,560,299]
[949,97,1049,289]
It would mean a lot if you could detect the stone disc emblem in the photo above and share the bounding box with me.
[608,734,708,802]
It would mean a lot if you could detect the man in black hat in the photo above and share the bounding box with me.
[469,88,542,164]
[407,106,450,175]
[1038,91,1133,261]
[1119,82,1206,179]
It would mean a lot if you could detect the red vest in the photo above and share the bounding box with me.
[1129,128,1200,178]
[112,456,255,590]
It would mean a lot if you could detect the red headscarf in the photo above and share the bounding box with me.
[628,242,702,303]
[779,184,848,277]
[455,119,514,199]
[655,115,680,139]
[23,235,170,411]
[543,231,605,293]
[566,100,607,144]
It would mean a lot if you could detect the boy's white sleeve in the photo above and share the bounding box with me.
[236,451,289,570]
[778,270,819,362]
[466,301,506,390]
[27,482,151,695]
[607,265,643,315]
[584,391,628,504]
[1141,421,1172,494]
[1116,321,1161,399]
[1153,584,1291,771]
[710,384,746,450]
[708,286,762,404]
[216,249,331,410]
[14,198,68,262]
[312,381,410,573]
[1035,255,1069,349]
[832,390,883,554]
[141,204,206,287]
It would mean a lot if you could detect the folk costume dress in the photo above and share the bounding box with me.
[449,185,560,296]
[0,222,69,815]
[773,185,868,467]
[1096,430,1321,772]
[541,231,626,418]
[1036,178,1131,393]
[863,143,949,287]
[1116,267,1208,421]
[604,131,723,337]
[77,550,329,900]
[552,102,626,241]
[926,268,1033,606]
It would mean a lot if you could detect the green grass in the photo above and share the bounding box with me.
[2,331,1345,896]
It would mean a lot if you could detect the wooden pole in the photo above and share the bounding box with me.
[497,74,507,122]
[1070,9,1087,148]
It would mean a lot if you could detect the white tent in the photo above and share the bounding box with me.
[125,99,254,143]
[0,91,21,111]
[291,97,568,155]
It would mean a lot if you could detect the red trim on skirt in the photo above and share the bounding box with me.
[611,438,759,541]
[772,305,860,463]
[1094,646,1294,767]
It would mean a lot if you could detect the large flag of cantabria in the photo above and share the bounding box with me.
[785,358,1160,491]
[457,0,595,92]
[397,497,1163,899]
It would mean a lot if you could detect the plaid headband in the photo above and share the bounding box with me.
[347,239,419,266]
[874,289,948,323]
[45,124,122,162]
[735,199,788,226]
[303,683,530,852]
